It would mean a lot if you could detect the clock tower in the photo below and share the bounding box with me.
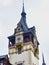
[8,2,39,65]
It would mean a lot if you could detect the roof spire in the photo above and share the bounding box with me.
[42,53,45,63]
[42,53,46,65]
[22,0,25,12]
[21,0,26,17]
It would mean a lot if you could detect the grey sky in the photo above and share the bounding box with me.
[0,0,49,65]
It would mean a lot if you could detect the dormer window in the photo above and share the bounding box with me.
[16,23,22,32]
[18,27,21,31]
[16,26,22,32]
[17,28,20,32]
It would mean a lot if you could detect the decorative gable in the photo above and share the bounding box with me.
[16,23,23,32]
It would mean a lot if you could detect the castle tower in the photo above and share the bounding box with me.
[8,2,39,65]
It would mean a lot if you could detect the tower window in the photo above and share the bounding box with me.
[17,63,22,65]
[24,35,30,42]
[17,27,21,32]
[17,28,20,32]
[18,47,22,54]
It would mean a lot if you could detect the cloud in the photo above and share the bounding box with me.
[41,0,49,8]
[0,21,3,35]
[0,0,16,6]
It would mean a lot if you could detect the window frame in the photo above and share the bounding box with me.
[18,47,22,54]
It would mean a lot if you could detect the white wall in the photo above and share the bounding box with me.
[9,50,30,65]
[31,51,39,65]
[9,50,39,65]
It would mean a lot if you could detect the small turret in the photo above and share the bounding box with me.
[42,53,46,65]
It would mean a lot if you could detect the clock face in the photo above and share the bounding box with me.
[16,35,23,43]
[17,37,21,41]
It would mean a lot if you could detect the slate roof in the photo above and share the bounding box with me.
[18,2,28,32]
[0,55,8,60]
[19,16,28,32]
[14,3,36,34]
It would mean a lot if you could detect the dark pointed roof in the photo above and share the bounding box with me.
[14,1,37,34]
[0,55,8,60]
[42,53,46,65]
[18,2,28,32]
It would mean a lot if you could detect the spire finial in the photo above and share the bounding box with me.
[22,0,25,12]
[23,0,24,6]
[21,0,26,17]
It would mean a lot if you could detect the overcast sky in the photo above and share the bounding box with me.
[0,0,49,65]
